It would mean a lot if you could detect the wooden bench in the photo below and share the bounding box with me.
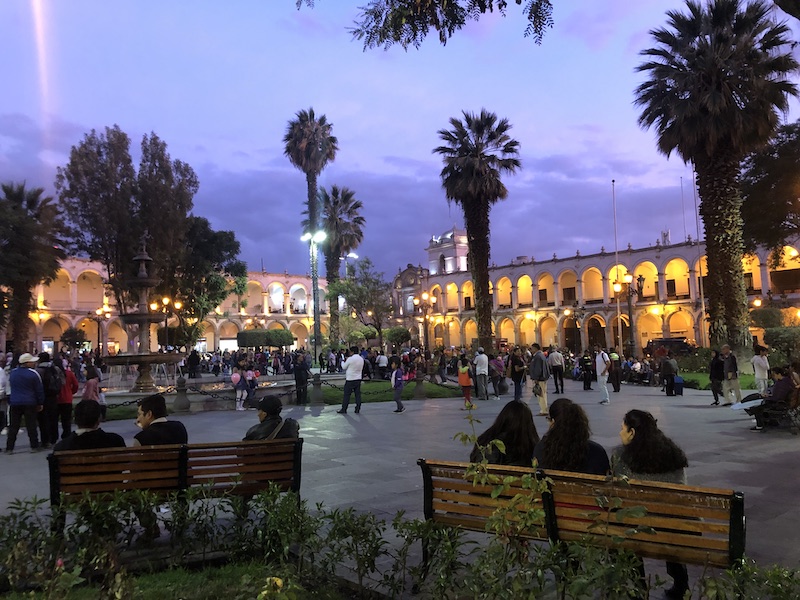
[418,459,745,569]
[48,438,303,511]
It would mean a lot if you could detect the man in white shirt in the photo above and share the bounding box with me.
[751,346,770,395]
[472,347,489,401]
[376,351,389,380]
[337,346,365,414]
[595,344,611,405]
[547,347,565,395]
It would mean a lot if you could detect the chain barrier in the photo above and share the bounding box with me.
[186,384,296,401]
[105,386,176,410]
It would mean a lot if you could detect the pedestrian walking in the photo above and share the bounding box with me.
[595,345,611,405]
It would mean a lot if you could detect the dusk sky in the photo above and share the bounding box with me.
[2,0,799,280]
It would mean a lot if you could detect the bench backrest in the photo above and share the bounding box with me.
[49,439,303,506]
[418,459,549,540]
[186,439,302,496]
[541,469,745,569]
[418,459,745,568]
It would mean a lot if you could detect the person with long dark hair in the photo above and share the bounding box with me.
[469,401,540,466]
[612,409,689,599]
[533,397,609,475]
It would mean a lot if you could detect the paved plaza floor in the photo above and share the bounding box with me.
[1,377,798,571]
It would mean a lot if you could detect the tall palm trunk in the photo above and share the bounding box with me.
[8,286,34,352]
[696,152,751,351]
[464,204,493,350]
[324,250,341,346]
[306,172,318,232]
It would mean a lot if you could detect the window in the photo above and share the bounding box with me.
[562,287,576,303]
[438,254,446,274]
[538,289,548,303]
[666,279,677,298]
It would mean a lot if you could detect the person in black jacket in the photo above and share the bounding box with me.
[709,349,725,405]
[293,352,310,405]
[133,394,188,446]
[54,400,125,451]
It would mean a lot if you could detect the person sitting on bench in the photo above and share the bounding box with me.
[243,396,299,441]
[745,366,794,432]
[134,394,188,446]
[54,400,125,451]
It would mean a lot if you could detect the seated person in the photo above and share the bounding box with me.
[533,397,610,475]
[469,400,539,466]
[243,396,299,441]
[134,394,188,446]
[746,366,794,431]
[53,400,126,451]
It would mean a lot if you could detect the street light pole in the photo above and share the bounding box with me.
[413,292,437,353]
[302,231,327,369]
[623,274,645,358]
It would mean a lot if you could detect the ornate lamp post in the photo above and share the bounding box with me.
[413,292,437,352]
[623,274,645,358]
[89,305,111,353]
[150,297,182,351]
[302,230,327,368]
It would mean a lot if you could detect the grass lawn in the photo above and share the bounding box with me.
[319,378,462,404]
[680,372,756,391]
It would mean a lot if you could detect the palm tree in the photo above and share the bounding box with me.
[433,109,521,350]
[318,186,365,347]
[634,0,798,350]
[283,108,339,233]
[0,183,66,351]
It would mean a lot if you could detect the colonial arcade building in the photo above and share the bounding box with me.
[392,228,800,356]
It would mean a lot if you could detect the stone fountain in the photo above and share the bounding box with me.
[104,236,185,393]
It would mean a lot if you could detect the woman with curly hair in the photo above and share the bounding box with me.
[533,398,609,475]
[469,400,540,466]
[612,409,689,599]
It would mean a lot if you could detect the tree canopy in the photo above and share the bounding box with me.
[0,183,66,351]
[326,258,393,348]
[297,0,800,50]
[740,120,800,258]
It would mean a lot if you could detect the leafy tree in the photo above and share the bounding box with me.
[327,258,393,349]
[433,109,520,350]
[634,0,798,351]
[137,132,199,301]
[298,0,800,49]
[283,108,339,234]
[764,327,800,360]
[60,327,88,351]
[237,329,270,348]
[55,125,137,312]
[0,183,66,351]
[297,0,553,50]
[315,186,366,347]
[175,216,247,345]
[740,121,800,257]
[268,329,295,349]
[386,325,412,349]
[750,307,785,329]
[347,329,366,346]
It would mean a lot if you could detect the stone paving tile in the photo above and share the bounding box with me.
[2,377,798,570]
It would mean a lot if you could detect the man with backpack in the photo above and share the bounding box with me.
[36,352,65,447]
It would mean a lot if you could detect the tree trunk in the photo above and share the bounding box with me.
[306,172,319,233]
[696,153,752,352]
[324,249,340,347]
[463,202,494,350]
[8,286,34,353]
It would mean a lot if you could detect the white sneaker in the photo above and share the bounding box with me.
[0,428,7,435]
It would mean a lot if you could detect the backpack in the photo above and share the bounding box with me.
[46,364,66,395]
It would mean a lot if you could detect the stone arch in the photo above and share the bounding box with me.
[42,316,69,351]
[666,308,694,339]
[539,315,557,348]
[289,284,308,314]
[75,270,105,311]
[586,315,606,348]
[498,317,515,346]
[43,268,71,311]
[606,263,630,297]
[429,284,444,313]
[447,318,462,347]
[267,321,287,330]
[516,275,533,308]
[290,322,308,350]
[769,245,800,295]
[464,319,478,346]
[741,253,762,294]
[519,314,536,346]
[557,269,578,306]
[246,281,265,314]
[106,319,129,355]
[198,320,217,352]
[581,267,603,304]
[663,257,690,300]
[631,261,659,301]
[495,276,513,308]
[537,272,555,306]
[445,282,459,312]
[462,281,474,311]
[639,312,662,350]
[267,283,287,313]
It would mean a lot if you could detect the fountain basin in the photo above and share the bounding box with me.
[104,352,185,393]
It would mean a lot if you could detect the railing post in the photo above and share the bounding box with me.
[310,373,324,404]
[173,375,191,413]
[414,369,427,399]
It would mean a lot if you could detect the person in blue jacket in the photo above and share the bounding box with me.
[5,353,45,454]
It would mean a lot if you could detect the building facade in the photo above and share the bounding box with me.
[393,228,800,356]
[1,257,330,355]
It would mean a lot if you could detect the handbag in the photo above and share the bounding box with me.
[533,381,542,396]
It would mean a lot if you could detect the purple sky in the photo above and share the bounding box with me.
[2,1,798,280]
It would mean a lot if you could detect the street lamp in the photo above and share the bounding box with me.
[90,306,111,353]
[623,273,645,359]
[413,292,437,352]
[302,230,327,368]
[150,297,182,351]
